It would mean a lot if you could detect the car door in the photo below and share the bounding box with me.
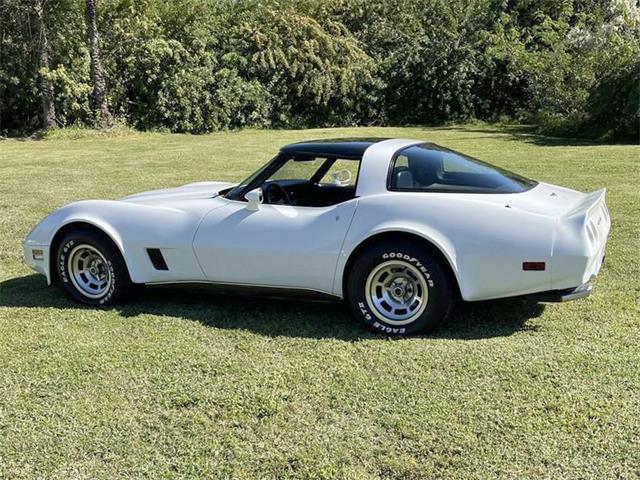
[192,199,358,294]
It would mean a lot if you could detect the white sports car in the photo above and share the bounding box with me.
[23,138,610,335]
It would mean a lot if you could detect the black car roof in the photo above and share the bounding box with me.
[280,138,390,159]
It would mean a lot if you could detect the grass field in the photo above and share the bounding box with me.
[0,126,639,479]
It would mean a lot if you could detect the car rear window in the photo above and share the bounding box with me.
[389,143,537,194]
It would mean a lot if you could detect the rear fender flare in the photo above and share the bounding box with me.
[334,224,460,299]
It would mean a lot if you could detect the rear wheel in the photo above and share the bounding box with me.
[56,229,131,306]
[346,241,454,335]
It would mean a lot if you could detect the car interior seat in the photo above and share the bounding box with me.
[408,150,443,187]
[394,169,415,189]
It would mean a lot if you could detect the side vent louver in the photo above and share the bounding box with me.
[147,248,168,270]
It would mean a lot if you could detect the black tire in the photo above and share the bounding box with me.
[346,241,454,335]
[56,228,132,306]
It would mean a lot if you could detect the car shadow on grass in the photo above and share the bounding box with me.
[0,274,545,340]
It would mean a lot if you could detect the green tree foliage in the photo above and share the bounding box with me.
[0,0,39,132]
[0,0,638,139]
[230,6,379,126]
[498,0,640,139]
[322,0,519,122]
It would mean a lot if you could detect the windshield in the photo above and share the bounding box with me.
[267,157,327,182]
[224,159,273,200]
[225,153,361,202]
[389,143,536,193]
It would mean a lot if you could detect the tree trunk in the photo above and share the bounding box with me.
[34,0,56,129]
[86,0,111,128]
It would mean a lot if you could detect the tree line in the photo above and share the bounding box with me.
[1,0,638,140]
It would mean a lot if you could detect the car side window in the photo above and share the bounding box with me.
[394,155,409,169]
[388,143,536,193]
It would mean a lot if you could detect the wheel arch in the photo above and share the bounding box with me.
[340,230,461,301]
[49,220,128,283]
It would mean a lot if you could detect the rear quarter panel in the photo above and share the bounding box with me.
[336,192,556,301]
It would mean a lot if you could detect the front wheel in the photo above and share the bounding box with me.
[346,241,454,335]
[56,229,131,306]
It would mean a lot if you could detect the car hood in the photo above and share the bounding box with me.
[24,182,237,250]
[121,181,236,206]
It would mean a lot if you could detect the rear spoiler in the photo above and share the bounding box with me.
[561,188,607,223]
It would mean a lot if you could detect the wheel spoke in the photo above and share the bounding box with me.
[365,259,429,326]
[67,244,112,299]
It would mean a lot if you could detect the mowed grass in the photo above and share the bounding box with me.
[0,126,638,479]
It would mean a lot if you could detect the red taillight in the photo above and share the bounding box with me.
[523,262,546,271]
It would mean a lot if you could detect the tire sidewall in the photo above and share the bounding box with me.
[57,232,123,306]
[348,243,451,335]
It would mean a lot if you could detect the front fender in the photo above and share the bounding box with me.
[24,201,139,284]
[26,201,126,251]
[24,199,209,284]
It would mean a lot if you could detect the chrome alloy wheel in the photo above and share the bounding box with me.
[365,260,429,325]
[67,244,112,299]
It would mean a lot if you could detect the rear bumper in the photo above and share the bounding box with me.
[557,282,593,301]
[526,277,594,303]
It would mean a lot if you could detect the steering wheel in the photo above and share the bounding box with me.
[265,183,292,205]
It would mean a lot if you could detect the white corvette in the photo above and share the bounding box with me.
[23,138,610,335]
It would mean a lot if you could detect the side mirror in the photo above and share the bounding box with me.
[244,188,263,211]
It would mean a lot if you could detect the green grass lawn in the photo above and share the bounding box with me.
[0,126,639,479]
